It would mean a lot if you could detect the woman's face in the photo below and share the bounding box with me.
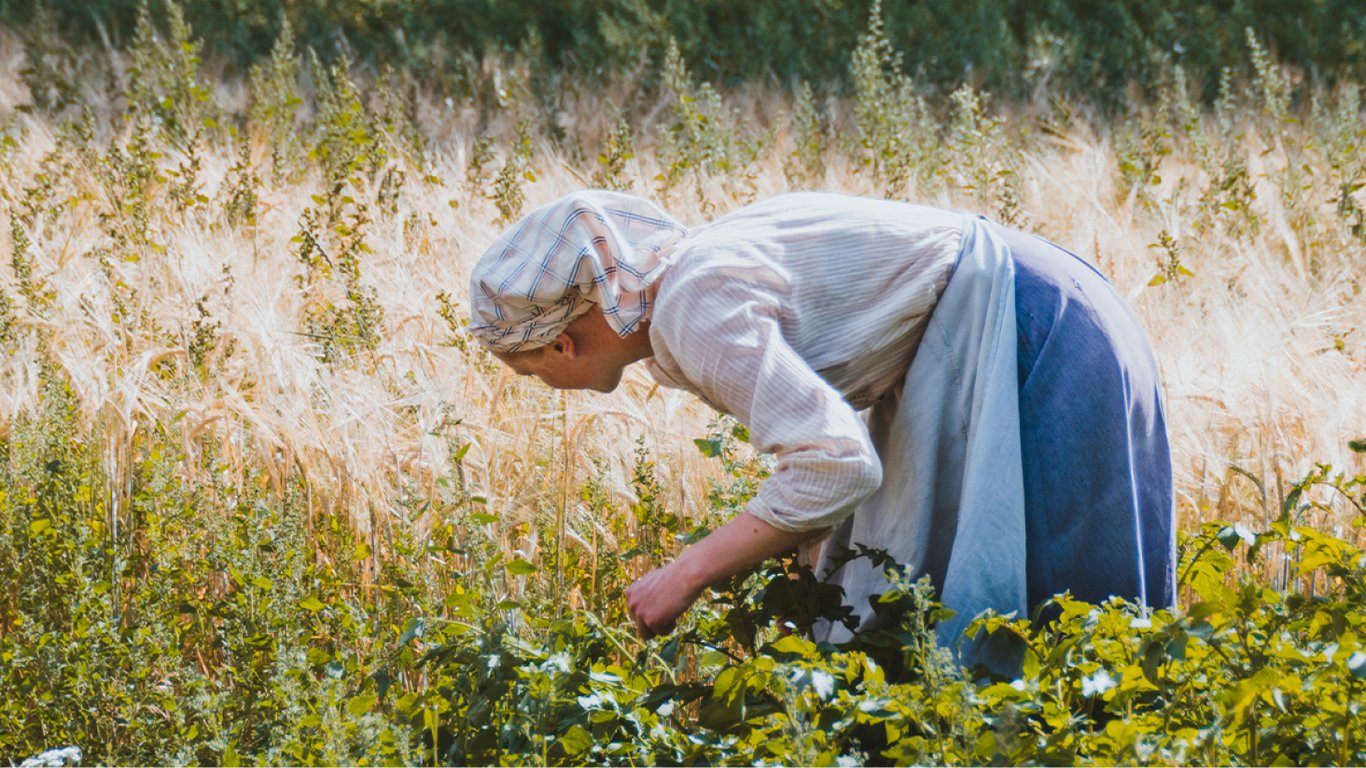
[496,346,625,393]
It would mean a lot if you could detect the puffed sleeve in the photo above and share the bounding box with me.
[650,265,883,532]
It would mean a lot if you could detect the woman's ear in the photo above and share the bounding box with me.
[549,331,577,359]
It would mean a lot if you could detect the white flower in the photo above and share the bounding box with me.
[1081,669,1117,698]
[20,746,83,768]
[1322,642,1340,662]
[543,653,571,673]
[1348,651,1366,676]
[656,700,676,718]
[810,670,836,700]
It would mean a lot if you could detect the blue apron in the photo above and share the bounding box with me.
[999,224,1175,612]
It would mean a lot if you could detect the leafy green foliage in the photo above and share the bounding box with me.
[590,113,636,192]
[7,0,1366,111]
[656,38,737,209]
[783,81,828,190]
[848,0,931,199]
[491,118,535,225]
[6,355,1363,764]
[246,17,305,182]
[126,0,219,146]
[944,84,1025,226]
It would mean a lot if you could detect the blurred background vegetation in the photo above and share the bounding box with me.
[3,0,1364,106]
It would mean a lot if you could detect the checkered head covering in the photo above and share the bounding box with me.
[468,191,688,352]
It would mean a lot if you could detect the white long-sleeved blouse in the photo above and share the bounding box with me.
[645,193,964,532]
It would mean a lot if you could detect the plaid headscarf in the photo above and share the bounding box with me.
[468,191,688,352]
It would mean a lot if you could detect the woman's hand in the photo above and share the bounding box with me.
[625,563,702,640]
[623,510,826,640]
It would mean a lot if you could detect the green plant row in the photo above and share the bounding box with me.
[5,0,1366,107]
[2,382,1364,764]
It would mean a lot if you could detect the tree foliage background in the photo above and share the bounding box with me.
[4,0,1365,105]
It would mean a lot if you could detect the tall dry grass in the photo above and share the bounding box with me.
[0,26,1362,570]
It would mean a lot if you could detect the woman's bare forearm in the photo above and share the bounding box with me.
[625,510,828,638]
[673,510,824,590]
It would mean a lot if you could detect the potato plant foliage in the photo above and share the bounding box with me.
[1,2,1365,765]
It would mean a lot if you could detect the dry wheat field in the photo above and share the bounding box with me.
[1,10,1364,765]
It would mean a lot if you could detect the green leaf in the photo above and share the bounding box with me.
[1349,438,1366,454]
[1217,523,1256,550]
[768,634,815,658]
[399,617,425,644]
[560,724,593,756]
[714,667,744,703]
[28,518,51,536]
[347,693,378,717]
[694,437,723,458]
[299,596,325,612]
[1140,637,1165,684]
[659,635,680,664]
[506,558,537,576]
[251,576,274,590]
[700,649,731,667]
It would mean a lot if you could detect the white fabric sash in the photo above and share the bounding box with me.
[816,216,1027,672]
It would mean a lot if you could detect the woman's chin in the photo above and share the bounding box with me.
[591,371,625,393]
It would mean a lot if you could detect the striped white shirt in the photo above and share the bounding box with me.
[646,193,963,532]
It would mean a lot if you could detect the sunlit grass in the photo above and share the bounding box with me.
[2,24,1360,554]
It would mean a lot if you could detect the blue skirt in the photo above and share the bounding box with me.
[995,225,1176,611]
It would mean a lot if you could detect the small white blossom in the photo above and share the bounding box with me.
[1081,669,1117,698]
[1348,651,1366,674]
[1323,642,1340,662]
[810,670,836,700]
[20,746,83,768]
[543,652,571,673]
[656,700,676,718]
